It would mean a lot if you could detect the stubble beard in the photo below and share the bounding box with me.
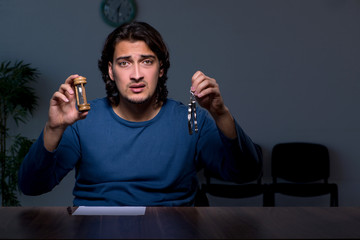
[124,95,152,105]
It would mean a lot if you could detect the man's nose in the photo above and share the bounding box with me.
[130,64,144,81]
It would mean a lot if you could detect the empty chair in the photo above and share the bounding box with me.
[267,142,338,207]
[201,144,270,206]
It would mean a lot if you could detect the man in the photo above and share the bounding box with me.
[19,22,262,206]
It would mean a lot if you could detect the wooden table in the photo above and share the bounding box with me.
[0,207,360,239]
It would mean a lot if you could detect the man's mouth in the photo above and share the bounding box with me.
[129,83,146,93]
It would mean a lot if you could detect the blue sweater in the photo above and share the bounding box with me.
[19,98,262,206]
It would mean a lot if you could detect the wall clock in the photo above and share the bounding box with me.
[100,0,137,27]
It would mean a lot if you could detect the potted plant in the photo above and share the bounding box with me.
[0,60,39,206]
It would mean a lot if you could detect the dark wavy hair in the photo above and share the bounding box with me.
[98,21,170,106]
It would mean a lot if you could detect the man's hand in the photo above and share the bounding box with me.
[191,71,237,139]
[44,74,88,151]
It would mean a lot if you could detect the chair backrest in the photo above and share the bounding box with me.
[205,143,263,185]
[271,142,330,183]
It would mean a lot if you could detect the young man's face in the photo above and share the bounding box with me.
[108,40,163,105]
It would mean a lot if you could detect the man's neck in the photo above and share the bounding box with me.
[112,98,163,122]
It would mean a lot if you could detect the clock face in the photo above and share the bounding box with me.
[101,0,136,27]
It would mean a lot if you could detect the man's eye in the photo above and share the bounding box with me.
[118,61,129,67]
[143,59,153,65]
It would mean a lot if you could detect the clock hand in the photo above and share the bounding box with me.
[117,3,122,22]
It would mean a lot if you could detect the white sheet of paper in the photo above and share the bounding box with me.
[72,206,146,216]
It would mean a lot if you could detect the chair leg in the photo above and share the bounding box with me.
[197,185,210,206]
[330,184,339,207]
[263,185,275,207]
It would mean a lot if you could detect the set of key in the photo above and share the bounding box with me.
[188,91,198,135]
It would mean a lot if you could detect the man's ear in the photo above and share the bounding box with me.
[108,62,114,80]
[159,67,164,78]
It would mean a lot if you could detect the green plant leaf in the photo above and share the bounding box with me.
[0,60,39,206]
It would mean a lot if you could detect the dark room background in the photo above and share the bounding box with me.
[1,0,359,206]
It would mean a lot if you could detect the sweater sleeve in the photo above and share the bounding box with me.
[18,127,80,196]
[197,111,263,184]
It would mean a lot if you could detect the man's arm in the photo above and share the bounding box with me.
[191,71,236,139]
[19,74,88,195]
[44,74,88,151]
[191,70,262,182]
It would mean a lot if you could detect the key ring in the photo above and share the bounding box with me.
[188,90,198,135]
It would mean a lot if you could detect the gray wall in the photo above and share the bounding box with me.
[1,0,359,206]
